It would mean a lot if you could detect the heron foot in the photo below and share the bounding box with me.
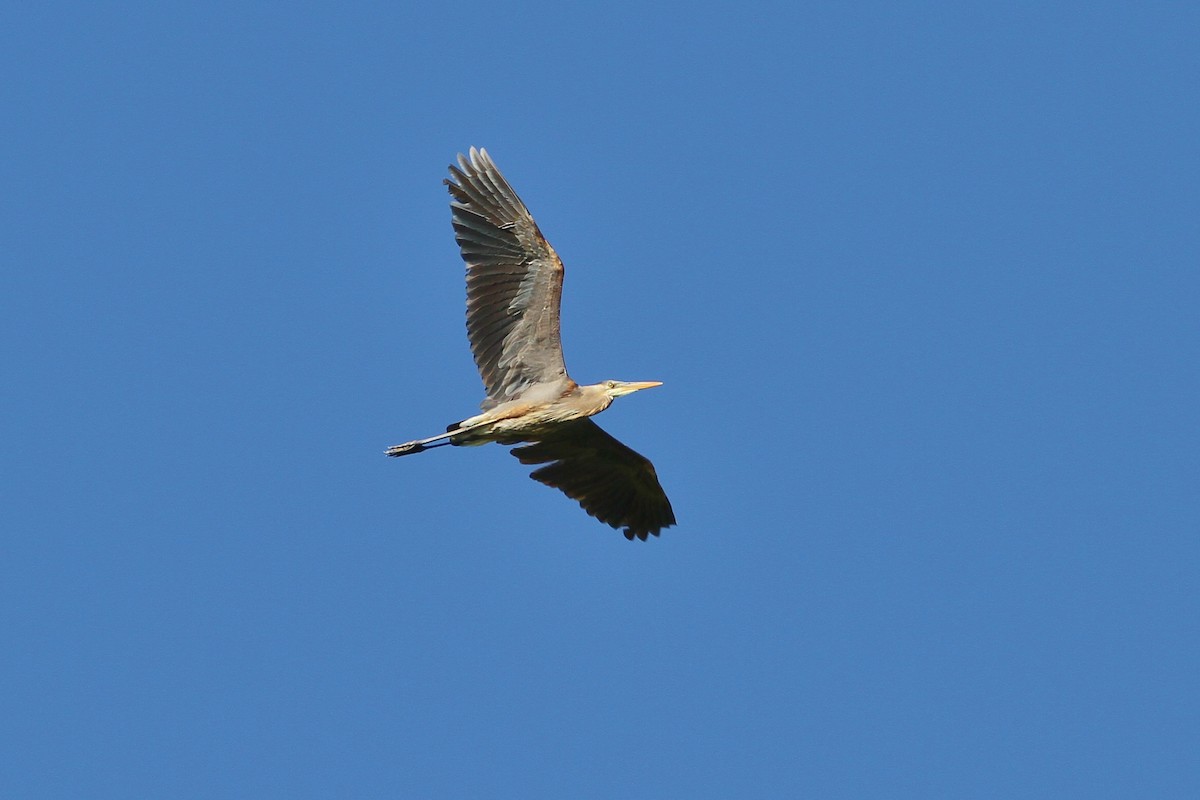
[385,441,425,457]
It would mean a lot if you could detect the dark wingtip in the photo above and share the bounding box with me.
[623,527,665,541]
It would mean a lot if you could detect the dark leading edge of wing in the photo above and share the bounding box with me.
[511,420,676,541]
[446,148,570,406]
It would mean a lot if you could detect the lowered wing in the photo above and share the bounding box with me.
[511,419,675,541]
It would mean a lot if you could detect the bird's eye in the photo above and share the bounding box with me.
[607,380,617,389]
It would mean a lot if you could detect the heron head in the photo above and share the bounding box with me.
[601,379,663,398]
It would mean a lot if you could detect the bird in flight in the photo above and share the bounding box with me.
[387,148,675,540]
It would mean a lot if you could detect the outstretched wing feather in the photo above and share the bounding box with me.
[446,148,568,405]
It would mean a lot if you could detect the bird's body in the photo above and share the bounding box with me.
[391,377,659,449]
[450,380,609,444]
[387,148,674,540]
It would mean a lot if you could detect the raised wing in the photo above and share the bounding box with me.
[446,148,569,406]
[510,419,676,541]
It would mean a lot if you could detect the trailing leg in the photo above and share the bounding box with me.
[385,417,492,457]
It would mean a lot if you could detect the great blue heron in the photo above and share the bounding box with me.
[387,148,675,540]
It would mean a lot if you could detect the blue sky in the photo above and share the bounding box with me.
[3,2,1198,797]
